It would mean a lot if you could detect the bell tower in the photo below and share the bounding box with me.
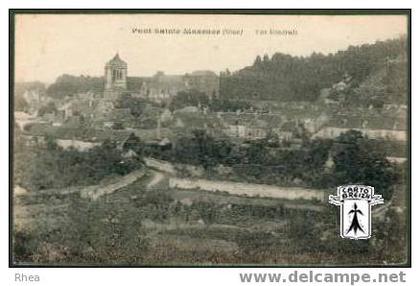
[104,53,127,98]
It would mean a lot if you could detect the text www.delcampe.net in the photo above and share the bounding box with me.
[239,271,407,285]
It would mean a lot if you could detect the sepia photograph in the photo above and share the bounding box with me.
[10,10,410,267]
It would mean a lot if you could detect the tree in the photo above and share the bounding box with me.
[116,94,146,118]
[122,133,144,155]
[37,102,57,116]
[169,90,209,111]
[263,54,270,62]
[254,55,262,65]
[220,38,406,102]
[46,74,103,98]
[15,94,29,112]
[331,130,397,200]
[20,138,140,191]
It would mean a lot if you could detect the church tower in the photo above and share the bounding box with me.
[104,53,127,98]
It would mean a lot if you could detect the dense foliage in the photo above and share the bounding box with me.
[115,94,148,117]
[331,130,398,200]
[46,75,147,98]
[37,102,57,116]
[16,138,141,191]
[169,90,210,111]
[220,37,407,102]
[15,81,46,99]
[46,74,104,98]
[14,82,46,111]
[142,129,399,197]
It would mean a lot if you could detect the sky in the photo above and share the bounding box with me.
[14,14,407,83]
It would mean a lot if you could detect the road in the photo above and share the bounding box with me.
[146,170,165,189]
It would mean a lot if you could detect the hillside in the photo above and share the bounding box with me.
[220,37,407,103]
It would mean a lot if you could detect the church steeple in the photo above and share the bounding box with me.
[104,53,127,95]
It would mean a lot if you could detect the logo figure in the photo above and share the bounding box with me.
[329,185,383,240]
[347,203,364,235]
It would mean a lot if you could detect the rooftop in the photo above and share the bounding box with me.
[106,53,127,68]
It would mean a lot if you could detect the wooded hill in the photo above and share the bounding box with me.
[220,37,407,103]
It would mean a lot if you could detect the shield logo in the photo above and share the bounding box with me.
[329,185,383,240]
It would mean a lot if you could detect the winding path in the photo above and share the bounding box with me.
[146,170,165,189]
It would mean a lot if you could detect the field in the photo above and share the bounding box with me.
[12,168,408,266]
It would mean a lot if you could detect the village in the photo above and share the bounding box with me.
[13,45,408,265]
[16,53,407,162]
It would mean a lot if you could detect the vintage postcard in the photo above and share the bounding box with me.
[11,11,410,266]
